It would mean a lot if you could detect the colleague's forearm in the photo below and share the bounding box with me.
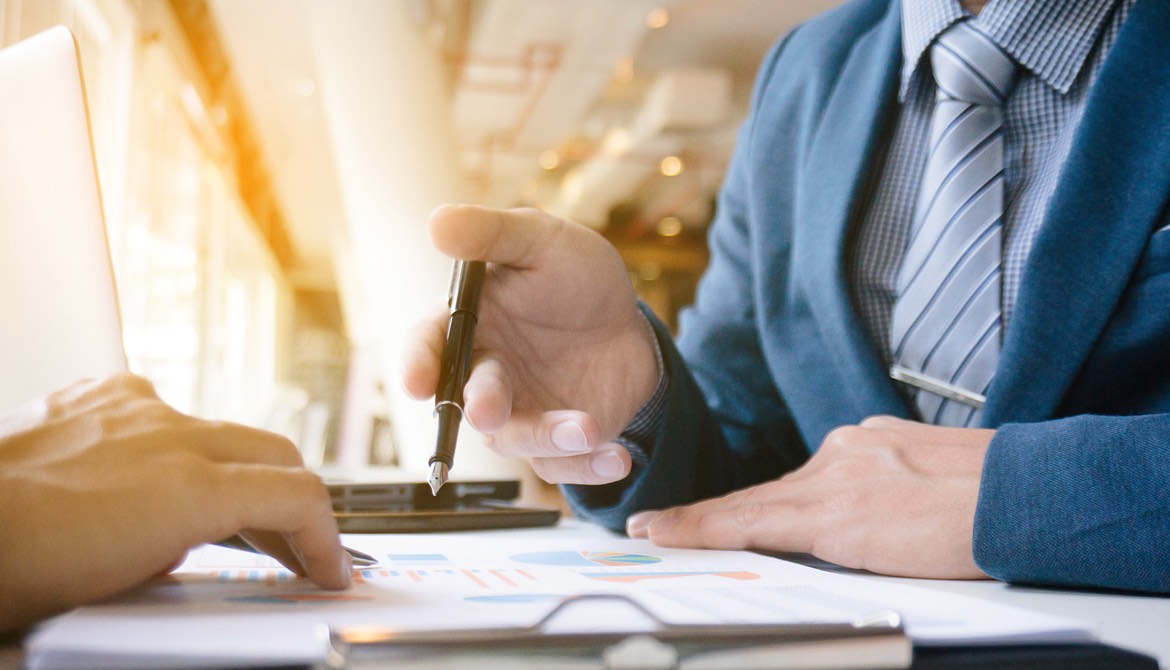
[975,414,1170,593]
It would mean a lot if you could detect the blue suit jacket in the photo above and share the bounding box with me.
[569,0,1170,593]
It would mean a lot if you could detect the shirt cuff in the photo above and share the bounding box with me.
[616,304,670,467]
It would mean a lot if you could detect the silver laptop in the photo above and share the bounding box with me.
[0,26,127,414]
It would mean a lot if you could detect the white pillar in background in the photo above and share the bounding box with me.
[307,1,515,477]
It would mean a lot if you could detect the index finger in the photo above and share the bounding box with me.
[183,421,305,468]
[633,484,817,554]
[205,465,350,590]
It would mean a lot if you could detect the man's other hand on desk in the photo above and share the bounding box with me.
[0,373,351,634]
[627,416,994,580]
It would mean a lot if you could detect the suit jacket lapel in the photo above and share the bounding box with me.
[984,0,1170,424]
[789,1,909,418]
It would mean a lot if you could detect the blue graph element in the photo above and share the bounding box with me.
[510,551,663,567]
[465,594,566,604]
[387,554,449,563]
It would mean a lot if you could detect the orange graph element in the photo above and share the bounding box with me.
[463,570,490,588]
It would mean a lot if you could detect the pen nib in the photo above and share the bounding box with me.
[428,461,449,496]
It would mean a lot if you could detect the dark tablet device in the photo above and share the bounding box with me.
[334,499,561,533]
[327,479,521,513]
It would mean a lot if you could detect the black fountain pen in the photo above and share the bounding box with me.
[428,259,486,495]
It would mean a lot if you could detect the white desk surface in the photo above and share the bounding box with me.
[3,519,1166,668]
[868,570,1169,667]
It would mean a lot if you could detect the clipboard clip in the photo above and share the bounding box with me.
[323,594,909,669]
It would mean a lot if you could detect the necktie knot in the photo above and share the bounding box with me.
[931,21,1018,106]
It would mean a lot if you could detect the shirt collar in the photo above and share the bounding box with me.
[900,0,1123,101]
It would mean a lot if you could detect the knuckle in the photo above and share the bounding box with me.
[283,469,331,511]
[142,397,182,422]
[285,467,321,493]
[511,206,546,219]
[264,433,303,466]
[695,512,736,549]
[42,389,72,421]
[696,515,720,545]
[308,473,332,508]
[733,502,769,534]
[121,373,157,394]
[221,427,301,465]
[43,378,98,419]
[529,454,605,485]
[527,457,559,484]
[166,451,216,501]
[104,372,158,402]
[859,415,896,429]
[820,425,861,454]
[499,420,556,458]
[481,433,509,457]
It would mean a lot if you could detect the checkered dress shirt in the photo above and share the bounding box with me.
[853,0,1133,364]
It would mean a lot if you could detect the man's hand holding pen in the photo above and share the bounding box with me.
[402,205,661,486]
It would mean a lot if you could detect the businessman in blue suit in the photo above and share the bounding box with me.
[404,0,1170,593]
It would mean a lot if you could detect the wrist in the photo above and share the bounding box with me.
[591,303,664,441]
[622,305,669,437]
[634,305,666,403]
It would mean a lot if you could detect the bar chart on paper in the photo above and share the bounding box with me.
[179,536,778,623]
[191,548,546,592]
[187,541,762,593]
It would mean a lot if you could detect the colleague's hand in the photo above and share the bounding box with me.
[0,374,350,633]
[401,205,661,486]
[627,415,993,579]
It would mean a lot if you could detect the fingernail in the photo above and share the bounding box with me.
[552,420,589,454]
[626,511,656,537]
[590,447,625,479]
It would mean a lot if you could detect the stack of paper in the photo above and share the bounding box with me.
[24,534,1094,669]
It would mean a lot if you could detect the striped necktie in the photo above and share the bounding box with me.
[889,20,1018,427]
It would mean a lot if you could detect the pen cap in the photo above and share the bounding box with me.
[449,260,486,314]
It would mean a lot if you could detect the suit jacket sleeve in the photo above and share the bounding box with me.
[975,414,1170,594]
[563,32,812,530]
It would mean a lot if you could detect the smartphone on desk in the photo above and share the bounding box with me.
[322,469,561,533]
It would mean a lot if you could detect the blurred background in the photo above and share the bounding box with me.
[0,0,838,503]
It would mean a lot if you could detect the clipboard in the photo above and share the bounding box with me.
[324,594,912,669]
